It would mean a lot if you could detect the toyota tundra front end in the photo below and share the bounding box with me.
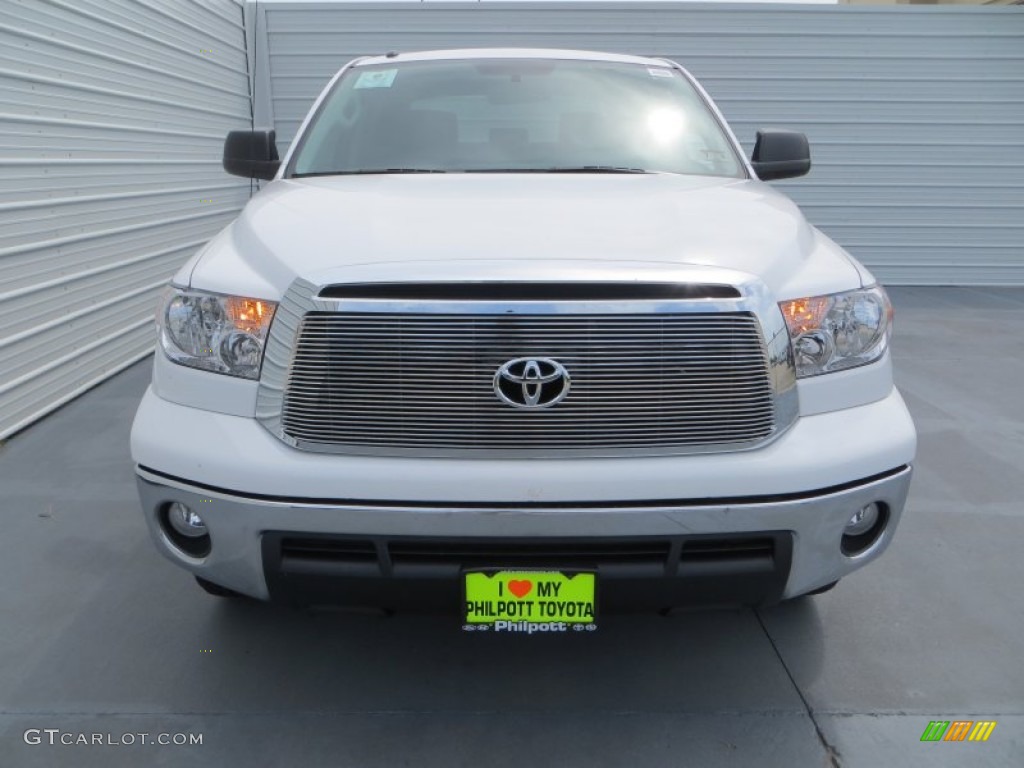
[130,49,916,625]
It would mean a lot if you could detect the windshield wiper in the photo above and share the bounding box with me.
[291,168,448,177]
[465,166,652,174]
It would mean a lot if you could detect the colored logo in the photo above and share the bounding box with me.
[920,720,996,742]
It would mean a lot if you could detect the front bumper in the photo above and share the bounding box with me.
[135,464,912,606]
[132,382,915,608]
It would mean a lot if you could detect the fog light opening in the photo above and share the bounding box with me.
[167,502,207,537]
[841,502,888,557]
[160,502,212,558]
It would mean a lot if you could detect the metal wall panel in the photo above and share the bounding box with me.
[0,0,253,439]
[253,1,1024,286]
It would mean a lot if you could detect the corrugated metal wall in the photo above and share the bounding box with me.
[252,1,1024,286]
[0,0,253,439]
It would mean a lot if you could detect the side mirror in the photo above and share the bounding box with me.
[223,130,280,180]
[751,130,810,181]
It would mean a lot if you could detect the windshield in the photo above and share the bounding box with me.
[288,58,744,178]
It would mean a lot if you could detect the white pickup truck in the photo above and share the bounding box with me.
[130,49,915,627]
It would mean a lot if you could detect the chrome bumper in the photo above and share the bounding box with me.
[135,464,912,604]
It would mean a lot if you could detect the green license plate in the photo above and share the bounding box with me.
[463,571,597,634]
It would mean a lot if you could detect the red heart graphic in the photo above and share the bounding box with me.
[508,580,532,599]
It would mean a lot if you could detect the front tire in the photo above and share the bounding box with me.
[195,575,244,598]
[805,580,839,596]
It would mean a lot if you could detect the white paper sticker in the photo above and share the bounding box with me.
[648,68,674,78]
[355,69,398,89]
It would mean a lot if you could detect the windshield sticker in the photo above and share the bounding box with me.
[648,68,674,78]
[355,69,398,89]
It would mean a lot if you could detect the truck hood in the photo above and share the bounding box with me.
[189,174,862,299]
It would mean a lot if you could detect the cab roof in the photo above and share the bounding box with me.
[352,48,676,69]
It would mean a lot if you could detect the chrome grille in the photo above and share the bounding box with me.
[280,312,776,454]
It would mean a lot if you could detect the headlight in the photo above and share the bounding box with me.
[779,286,891,378]
[158,287,277,379]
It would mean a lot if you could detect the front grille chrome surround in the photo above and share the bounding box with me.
[256,277,798,458]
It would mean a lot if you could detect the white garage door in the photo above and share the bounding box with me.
[251,1,1024,286]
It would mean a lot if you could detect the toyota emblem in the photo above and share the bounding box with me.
[493,358,571,409]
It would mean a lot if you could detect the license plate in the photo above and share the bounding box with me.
[463,570,597,633]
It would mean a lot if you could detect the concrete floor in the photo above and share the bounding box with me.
[1,286,1022,767]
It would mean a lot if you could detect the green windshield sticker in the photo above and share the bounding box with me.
[354,69,397,89]
[464,571,597,632]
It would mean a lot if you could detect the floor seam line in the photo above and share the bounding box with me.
[755,608,842,768]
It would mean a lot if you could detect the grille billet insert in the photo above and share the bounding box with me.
[281,312,775,453]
